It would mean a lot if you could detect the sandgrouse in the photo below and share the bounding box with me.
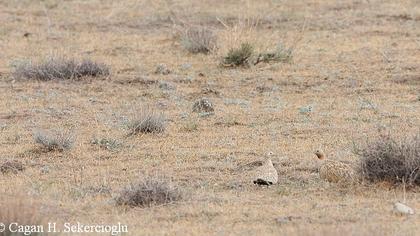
[314,149,357,183]
[253,159,278,185]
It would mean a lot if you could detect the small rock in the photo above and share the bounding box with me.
[202,87,220,96]
[181,76,194,83]
[174,76,194,83]
[223,98,250,109]
[275,216,302,224]
[0,160,25,174]
[180,112,189,119]
[394,202,415,215]
[198,112,214,118]
[299,105,313,114]
[226,182,244,190]
[193,98,214,113]
[256,85,273,93]
[180,63,192,70]
[159,82,176,90]
[40,166,50,174]
[0,123,7,131]
[155,64,171,75]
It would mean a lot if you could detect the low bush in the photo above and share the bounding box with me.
[14,57,110,80]
[115,176,182,207]
[355,133,420,186]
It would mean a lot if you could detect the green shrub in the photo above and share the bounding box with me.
[223,43,254,67]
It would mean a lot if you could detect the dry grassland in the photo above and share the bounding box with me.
[0,0,419,235]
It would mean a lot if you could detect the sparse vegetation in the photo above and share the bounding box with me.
[0,197,45,236]
[181,26,217,54]
[256,44,293,64]
[33,129,75,151]
[115,176,182,207]
[13,57,110,80]
[355,133,420,186]
[181,119,198,132]
[1,0,420,235]
[223,42,254,67]
[128,110,166,135]
[0,160,25,174]
[91,137,122,152]
[155,64,171,75]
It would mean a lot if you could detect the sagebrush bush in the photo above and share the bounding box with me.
[223,42,254,66]
[0,197,45,236]
[181,26,217,54]
[115,176,182,207]
[355,133,420,186]
[14,57,110,80]
[33,129,75,151]
[128,110,165,135]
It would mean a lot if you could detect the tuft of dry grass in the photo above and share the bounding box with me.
[0,160,25,174]
[181,26,217,54]
[223,42,254,67]
[355,133,420,186]
[115,176,182,207]
[0,196,45,236]
[256,43,293,64]
[127,110,166,135]
[13,57,110,80]
[33,129,75,152]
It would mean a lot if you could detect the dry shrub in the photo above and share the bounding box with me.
[355,133,420,186]
[33,129,75,152]
[13,57,110,80]
[181,26,217,54]
[128,110,165,135]
[115,176,182,207]
[0,196,45,236]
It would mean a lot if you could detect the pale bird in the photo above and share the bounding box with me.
[393,202,415,215]
[253,159,278,186]
[314,149,357,183]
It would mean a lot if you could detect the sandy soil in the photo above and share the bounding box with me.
[0,0,419,235]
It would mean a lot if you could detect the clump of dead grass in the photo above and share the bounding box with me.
[355,133,420,186]
[127,110,166,135]
[13,57,110,80]
[181,26,217,54]
[0,196,45,236]
[115,176,182,207]
[33,129,75,152]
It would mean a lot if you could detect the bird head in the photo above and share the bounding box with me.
[314,149,325,160]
